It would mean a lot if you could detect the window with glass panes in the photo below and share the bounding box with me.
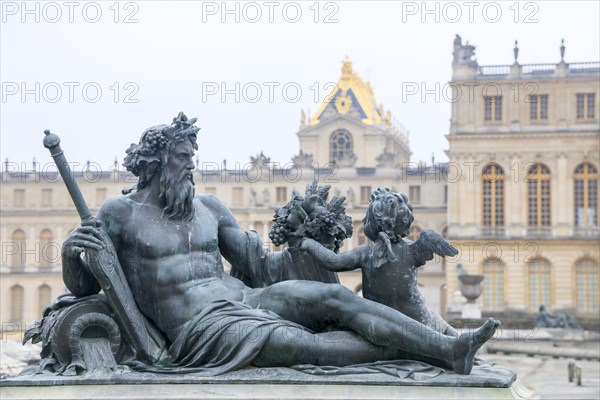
[360,186,371,204]
[482,164,504,227]
[11,229,26,269]
[329,130,353,164]
[576,259,599,313]
[14,189,25,207]
[527,163,551,227]
[232,187,243,206]
[10,285,24,322]
[276,187,287,203]
[484,96,502,121]
[574,163,598,229]
[528,259,551,311]
[409,185,421,204]
[39,229,54,268]
[576,93,595,120]
[483,259,504,311]
[529,94,548,120]
[41,188,53,207]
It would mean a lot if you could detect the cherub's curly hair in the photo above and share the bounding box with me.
[362,187,414,243]
[123,112,199,191]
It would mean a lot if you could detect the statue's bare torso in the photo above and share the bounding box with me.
[99,194,246,341]
[361,242,425,317]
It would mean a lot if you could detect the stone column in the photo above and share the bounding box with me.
[555,154,570,236]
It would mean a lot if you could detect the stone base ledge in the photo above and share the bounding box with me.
[1,381,538,400]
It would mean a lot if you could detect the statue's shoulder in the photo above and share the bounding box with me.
[195,193,237,225]
[98,195,134,221]
[196,192,227,211]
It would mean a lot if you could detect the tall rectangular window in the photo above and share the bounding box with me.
[14,189,25,207]
[482,164,505,228]
[232,187,243,206]
[483,260,505,311]
[484,96,502,121]
[41,189,53,207]
[529,94,548,120]
[409,185,421,204]
[276,187,287,203]
[360,186,371,204]
[577,93,595,120]
[527,164,551,228]
[10,286,24,322]
[95,188,107,206]
[528,260,551,311]
[574,163,598,232]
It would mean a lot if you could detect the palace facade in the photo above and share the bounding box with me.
[446,37,599,318]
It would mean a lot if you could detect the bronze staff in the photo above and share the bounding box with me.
[43,130,94,224]
[43,130,165,363]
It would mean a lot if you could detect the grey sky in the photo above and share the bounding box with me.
[1,0,599,174]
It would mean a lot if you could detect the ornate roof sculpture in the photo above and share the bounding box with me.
[309,57,388,127]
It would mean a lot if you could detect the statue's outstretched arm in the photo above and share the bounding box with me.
[301,238,369,272]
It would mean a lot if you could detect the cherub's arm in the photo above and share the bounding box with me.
[300,238,370,272]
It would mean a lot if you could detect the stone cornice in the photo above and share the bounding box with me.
[447,130,599,141]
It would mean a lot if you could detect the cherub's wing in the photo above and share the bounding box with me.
[409,229,458,267]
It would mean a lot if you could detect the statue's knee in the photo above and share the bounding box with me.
[326,284,355,303]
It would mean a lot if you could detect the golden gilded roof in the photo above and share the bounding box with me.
[309,58,389,126]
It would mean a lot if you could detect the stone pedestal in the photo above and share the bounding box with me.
[0,381,538,399]
[0,360,528,399]
[462,302,482,319]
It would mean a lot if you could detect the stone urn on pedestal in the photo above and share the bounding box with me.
[459,274,484,319]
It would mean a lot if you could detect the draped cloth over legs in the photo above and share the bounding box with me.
[128,299,310,375]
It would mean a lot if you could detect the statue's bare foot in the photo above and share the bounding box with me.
[452,318,500,375]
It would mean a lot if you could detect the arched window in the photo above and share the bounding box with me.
[10,285,24,322]
[483,259,504,311]
[11,230,26,269]
[528,259,551,311]
[329,130,353,164]
[39,229,54,268]
[38,284,52,316]
[482,164,504,234]
[408,225,421,242]
[527,163,551,231]
[575,259,599,313]
[574,163,598,234]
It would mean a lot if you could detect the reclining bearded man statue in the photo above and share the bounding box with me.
[50,112,499,376]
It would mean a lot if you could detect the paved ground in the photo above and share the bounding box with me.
[482,343,600,400]
[2,339,599,399]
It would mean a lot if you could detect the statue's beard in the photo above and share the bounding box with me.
[159,168,195,221]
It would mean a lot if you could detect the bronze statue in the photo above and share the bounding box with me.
[536,305,582,329]
[29,113,500,378]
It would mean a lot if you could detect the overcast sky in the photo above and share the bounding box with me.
[2,0,599,174]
